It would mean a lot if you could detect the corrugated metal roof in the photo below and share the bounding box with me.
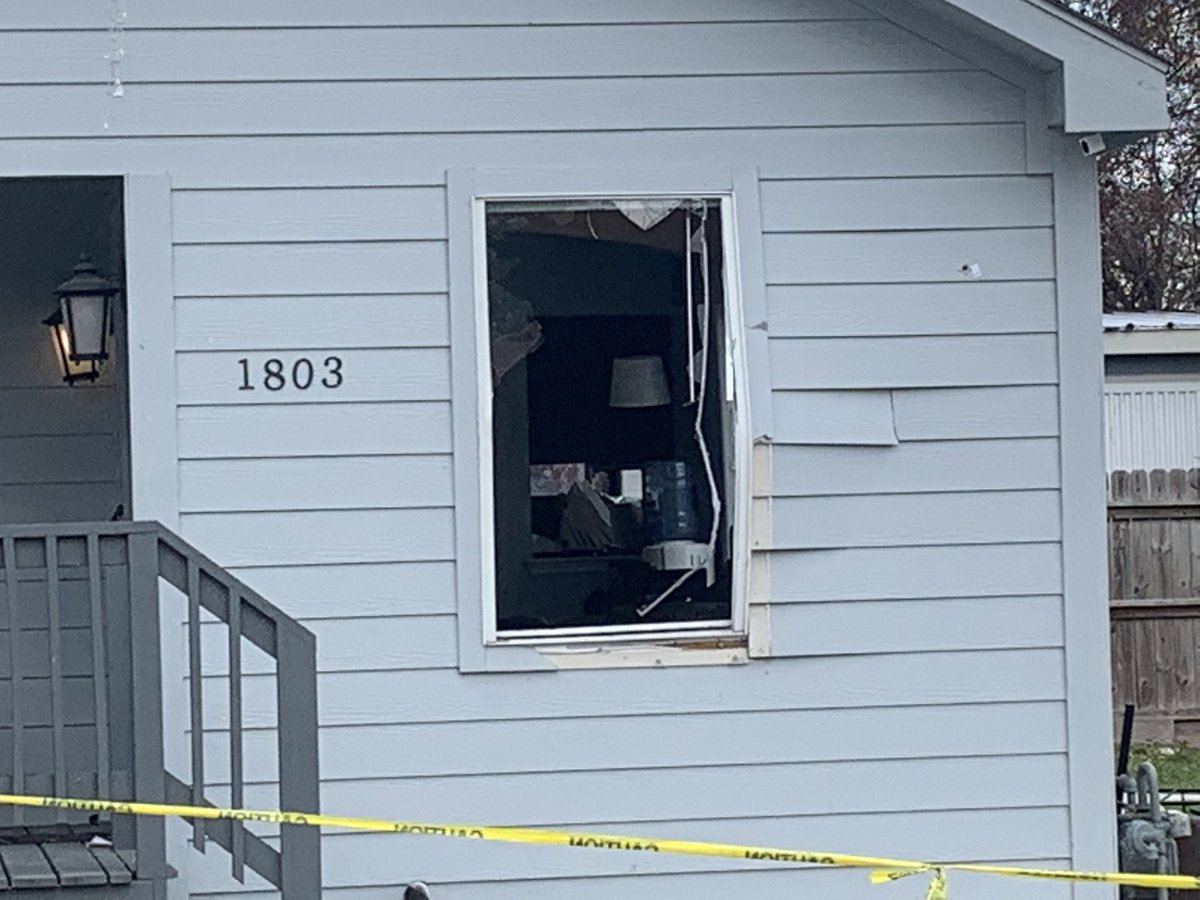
[1104,312,1200,332]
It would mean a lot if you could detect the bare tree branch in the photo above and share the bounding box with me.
[1070,1,1199,311]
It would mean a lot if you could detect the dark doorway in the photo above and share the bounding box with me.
[0,177,129,525]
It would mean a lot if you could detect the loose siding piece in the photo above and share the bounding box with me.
[771,390,898,446]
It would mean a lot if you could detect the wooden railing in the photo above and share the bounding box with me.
[0,522,320,899]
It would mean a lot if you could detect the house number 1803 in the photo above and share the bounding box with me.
[237,356,344,391]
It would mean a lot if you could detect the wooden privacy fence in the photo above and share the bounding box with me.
[1109,468,1200,742]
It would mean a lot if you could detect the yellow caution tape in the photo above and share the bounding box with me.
[2,792,1198,893]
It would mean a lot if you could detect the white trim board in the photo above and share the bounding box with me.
[1051,133,1118,895]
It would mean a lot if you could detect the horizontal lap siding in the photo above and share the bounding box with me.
[0,5,1070,898]
[186,807,1072,890]
[195,864,1074,900]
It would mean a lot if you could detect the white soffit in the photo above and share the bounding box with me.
[905,0,1170,134]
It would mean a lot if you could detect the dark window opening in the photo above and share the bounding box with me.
[486,199,737,635]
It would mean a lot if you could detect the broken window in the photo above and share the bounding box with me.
[483,198,744,638]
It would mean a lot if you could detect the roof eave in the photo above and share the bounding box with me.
[935,0,1169,134]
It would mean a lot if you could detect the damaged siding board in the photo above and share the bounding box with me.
[771,390,897,446]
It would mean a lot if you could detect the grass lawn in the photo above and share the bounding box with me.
[1127,742,1200,787]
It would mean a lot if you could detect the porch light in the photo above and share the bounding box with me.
[55,254,117,362]
[43,308,100,384]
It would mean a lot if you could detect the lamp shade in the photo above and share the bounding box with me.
[610,355,670,408]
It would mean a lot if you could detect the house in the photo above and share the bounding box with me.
[1105,312,1200,473]
[1104,313,1200,741]
[0,2,1168,899]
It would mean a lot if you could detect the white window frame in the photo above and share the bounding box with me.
[448,166,770,673]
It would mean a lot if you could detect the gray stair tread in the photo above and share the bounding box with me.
[40,844,108,887]
[115,848,135,874]
[88,846,133,885]
[0,845,58,888]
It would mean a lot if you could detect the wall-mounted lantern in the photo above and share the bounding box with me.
[44,254,118,385]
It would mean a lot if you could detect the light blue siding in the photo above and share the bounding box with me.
[0,2,1087,898]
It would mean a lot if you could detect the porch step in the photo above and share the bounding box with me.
[0,842,136,889]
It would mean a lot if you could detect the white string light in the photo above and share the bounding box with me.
[101,0,127,130]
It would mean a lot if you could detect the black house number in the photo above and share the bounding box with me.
[238,356,344,392]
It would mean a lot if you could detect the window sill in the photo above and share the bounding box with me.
[469,634,748,672]
[539,637,749,669]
